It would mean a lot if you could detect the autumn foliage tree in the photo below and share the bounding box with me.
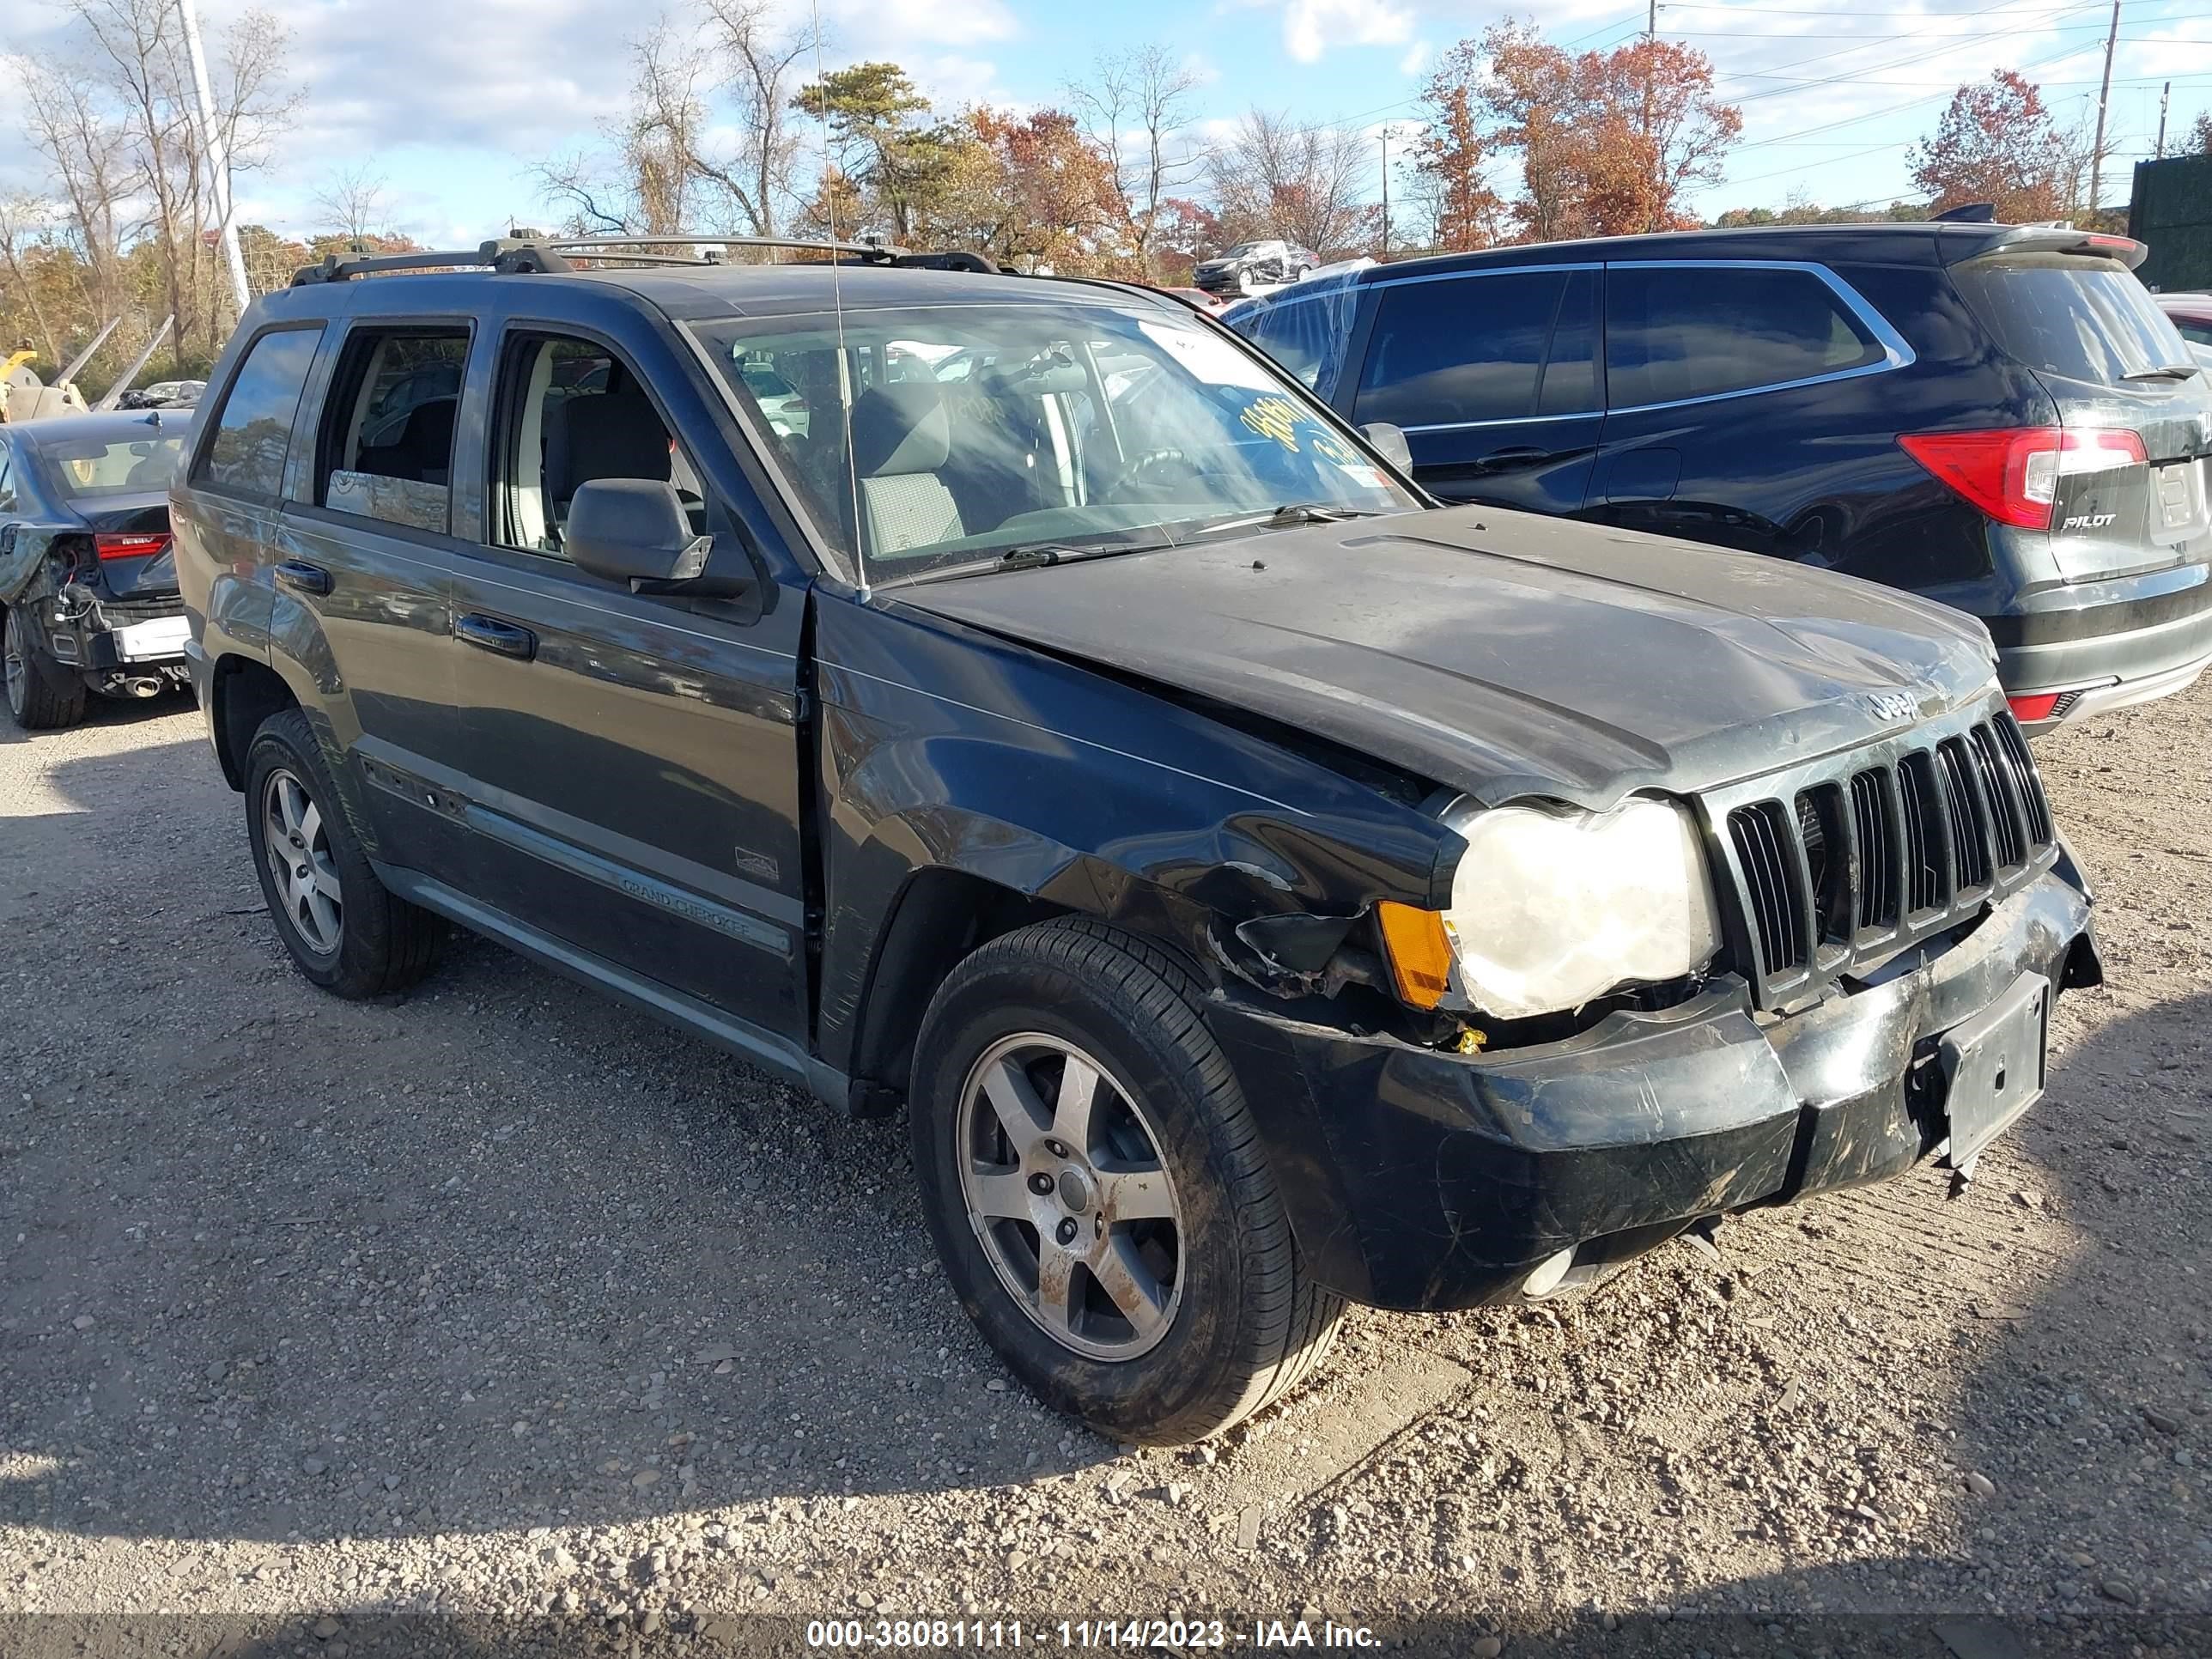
[1910,70,2075,222]
[1413,46,1504,250]
[1416,20,1740,251]
[930,107,1125,270]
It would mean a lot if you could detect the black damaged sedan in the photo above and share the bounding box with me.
[173,251,2097,1443]
[1,410,191,729]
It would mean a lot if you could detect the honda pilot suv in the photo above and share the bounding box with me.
[1227,222,2212,732]
[171,236,2099,1444]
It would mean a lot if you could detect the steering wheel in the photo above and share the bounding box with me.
[1103,447,1203,498]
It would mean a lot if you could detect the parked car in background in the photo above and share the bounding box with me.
[1229,223,2212,732]
[118,378,205,410]
[172,235,2094,1444]
[0,409,191,728]
[2155,291,2212,347]
[1193,239,1319,299]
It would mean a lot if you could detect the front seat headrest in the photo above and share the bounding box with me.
[548,383,671,505]
[850,383,951,477]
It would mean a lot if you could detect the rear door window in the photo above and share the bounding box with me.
[196,326,323,498]
[1954,257,2191,386]
[1353,269,1597,428]
[317,326,470,532]
[1605,264,1883,410]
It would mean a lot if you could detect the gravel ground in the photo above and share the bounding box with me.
[2,679,2208,1659]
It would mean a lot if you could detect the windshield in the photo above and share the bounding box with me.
[693,297,1418,581]
[36,432,187,499]
[1954,256,2196,386]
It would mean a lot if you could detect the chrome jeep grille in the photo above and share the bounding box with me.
[1707,705,2056,1008]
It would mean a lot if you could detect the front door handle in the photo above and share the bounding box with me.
[274,559,331,596]
[456,613,537,661]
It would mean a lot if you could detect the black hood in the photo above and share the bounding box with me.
[894,507,2001,811]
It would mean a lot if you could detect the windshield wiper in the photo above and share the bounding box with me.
[2123,363,2200,381]
[1184,502,1382,538]
[895,538,1170,586]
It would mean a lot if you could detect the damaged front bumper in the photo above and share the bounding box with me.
[1210,861,2099,1310]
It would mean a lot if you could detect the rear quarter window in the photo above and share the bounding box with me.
[1226,282,1362,401]
[195,325,324,499]
[1954,256,2191,386]
[1606,264,1885,409]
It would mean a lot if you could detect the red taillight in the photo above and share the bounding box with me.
[94,532,173,561]
[2081,234,2142,258]
[2007,692,2063,723]
[1897,428,2145,530]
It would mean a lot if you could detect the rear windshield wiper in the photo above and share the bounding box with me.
[2122,363,2201,381]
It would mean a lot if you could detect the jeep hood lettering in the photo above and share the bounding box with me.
[895,507,2000,811]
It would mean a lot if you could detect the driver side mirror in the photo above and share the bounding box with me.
[566,478,754,601]
[1360,422,1413,472]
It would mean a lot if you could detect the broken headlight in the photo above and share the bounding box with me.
[1398,796,1723,1021]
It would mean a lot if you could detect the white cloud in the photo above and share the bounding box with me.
[911,54,1011,108]
[1280,0,1415,64]
[1398,40,1430,77]
[819,0,1018,47]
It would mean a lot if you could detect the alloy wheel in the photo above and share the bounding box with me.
[262,767,343,954]
[955,1032,1184,1361]
[3,611,24,718]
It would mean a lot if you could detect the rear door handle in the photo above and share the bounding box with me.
[274,560,331,596]
[457,613,537,662]
[1474,445,1555,471]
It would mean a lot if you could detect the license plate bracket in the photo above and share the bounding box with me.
[1941,971,2050,1170]
[113,616,190,662]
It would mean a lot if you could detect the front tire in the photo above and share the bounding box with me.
[3,608,88,731]
[244,707,444,998]
[910,917,1343,1444]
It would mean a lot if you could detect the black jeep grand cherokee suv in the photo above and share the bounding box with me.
[1228,221,2212,732]
[173,237,2098,1444]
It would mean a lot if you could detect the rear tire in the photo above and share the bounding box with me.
[3,608,88,731]
[909,916,1344,1444]
[244,707,444,998]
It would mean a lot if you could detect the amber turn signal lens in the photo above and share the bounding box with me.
[1376,901,1455,1010]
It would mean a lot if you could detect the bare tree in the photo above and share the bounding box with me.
[0,194,65,366]
[535,24,702,238]
[1210,108,1376,256]
[205,9,301,305]
[702,0,816,237]
[538,8,815,244]
[71,0,197,361]
[1068,44,1199,276]
[314,165,390,252]
[15,54,131,321]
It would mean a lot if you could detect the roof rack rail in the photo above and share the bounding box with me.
[539,234,1005,273]
[287,232,1010,288]
[539,234,904,264]
[292,238,570,286]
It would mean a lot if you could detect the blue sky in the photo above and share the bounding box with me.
[8,0,2212,245]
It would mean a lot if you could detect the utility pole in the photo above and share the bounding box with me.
[1644,0,1661,230]
[2157,80,2172,158]
[176,0,251,318]
[2089,0,2121,215]
[1379,128,1389,258]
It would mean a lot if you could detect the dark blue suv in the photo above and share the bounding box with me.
[1227,222,2212,732]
